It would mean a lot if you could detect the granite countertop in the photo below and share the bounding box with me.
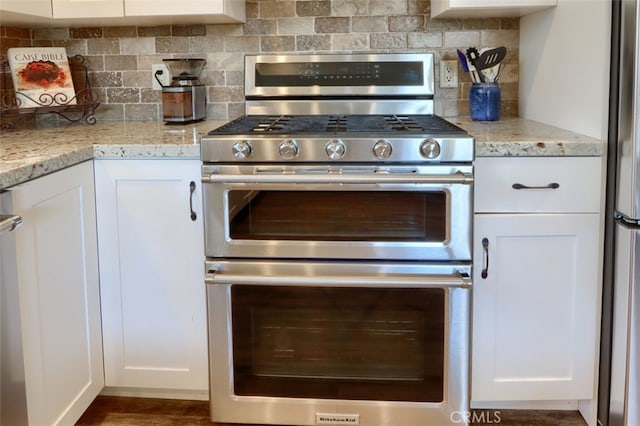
[0,117,605,190]
[0,120,224,190]
[452,117,604,157]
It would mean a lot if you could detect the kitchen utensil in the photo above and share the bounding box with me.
[476,47,507,71]
[465,47,482,82]
[493,63,504,82]
[457,49,469,73]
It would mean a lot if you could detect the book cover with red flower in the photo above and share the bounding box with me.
[7,47,76,109]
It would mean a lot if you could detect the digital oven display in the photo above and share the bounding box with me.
[254,61,425,86]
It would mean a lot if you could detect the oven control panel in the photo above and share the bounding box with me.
[207,136,473,163]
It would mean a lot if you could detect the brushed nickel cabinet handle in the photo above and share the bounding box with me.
[481,237,489,279]
[512,182,560,190]
[189,181,197,221]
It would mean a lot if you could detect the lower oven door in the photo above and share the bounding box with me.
[206,259,471,426]
[202,164,472,261]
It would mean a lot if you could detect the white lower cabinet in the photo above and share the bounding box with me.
[472,156,603,413]
[472,213,600,401]
[95,159,208,398]
[9,161,104,425]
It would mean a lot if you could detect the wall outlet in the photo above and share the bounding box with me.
[151,64,171,90]
[440,60,458,88]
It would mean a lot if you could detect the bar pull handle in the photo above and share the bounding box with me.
[206,270,472,289]
[615,211,640,230]
[202,172,474,185]
[512,182,560,190]
[481,237,489,279]
[189,181,197,221]
[0,215,23,236]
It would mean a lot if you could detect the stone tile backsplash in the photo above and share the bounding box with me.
[0,0,519,122]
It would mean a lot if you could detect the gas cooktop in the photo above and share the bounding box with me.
[208,114,467,136]
[202,114,473,164]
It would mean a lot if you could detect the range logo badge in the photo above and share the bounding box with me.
[316,413,360,425]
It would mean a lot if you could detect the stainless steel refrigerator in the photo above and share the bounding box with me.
[599,0,640,425]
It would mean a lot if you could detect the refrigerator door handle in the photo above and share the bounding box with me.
[614,210,640,229]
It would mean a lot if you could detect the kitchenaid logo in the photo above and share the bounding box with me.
[316,413,360,425]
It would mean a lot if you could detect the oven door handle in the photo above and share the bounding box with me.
[201,172,473,185]
[205,271,472,289]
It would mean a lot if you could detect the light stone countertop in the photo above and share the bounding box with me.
[0,120,225,190]
[451,116,605,157]
[0,117,605,190]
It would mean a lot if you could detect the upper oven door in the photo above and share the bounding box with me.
[202,164,472,261]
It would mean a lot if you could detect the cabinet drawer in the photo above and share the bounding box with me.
[474,157,603,213]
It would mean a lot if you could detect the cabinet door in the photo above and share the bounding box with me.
[431,0,556,18]
[10,161,103,425]
[472,213,600,402]
[0,0,52,17]
[124,0,244,21]
[52,0,124,18]
[95,159,208,395]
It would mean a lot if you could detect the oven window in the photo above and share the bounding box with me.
[231,285,445,402]
[228,190,447,242]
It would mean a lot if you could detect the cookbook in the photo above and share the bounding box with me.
[7,47,76,108]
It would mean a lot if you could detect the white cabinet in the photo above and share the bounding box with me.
[8,161,104,425]
[1,0,244,25]
[95,159,208,398]
[472,156,602,403]
[0,0,121,21]
[0,0,51,17]
[431,0,557,18]
[125,0,245,22]
[52,0,123,19]
[0,198,28,426]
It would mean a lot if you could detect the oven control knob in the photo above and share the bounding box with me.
[279,139,299,160]
[232,140,252,159]
[373,139,392,159]
[420,139,441,159]
[325,139,346,160]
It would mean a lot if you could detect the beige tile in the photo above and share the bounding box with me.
[332,33,368,51]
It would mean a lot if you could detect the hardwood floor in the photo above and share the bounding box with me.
[76,396,588,425]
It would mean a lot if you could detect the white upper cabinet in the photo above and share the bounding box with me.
[431,0,557,18]
[0,0,52,23]
[0,0,245,26]
[125,0,245,23]
[52,0,124,19]
[0,0,51,16]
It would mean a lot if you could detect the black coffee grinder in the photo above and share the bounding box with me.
[160,58,206,123]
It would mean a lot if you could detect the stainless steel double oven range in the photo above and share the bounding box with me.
[200,53,474,426]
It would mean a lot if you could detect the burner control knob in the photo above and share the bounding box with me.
[373,140,392,160]
[232,140,252,159]
[279,139,299,160]
[326,139,346,160]
[420,139,441,159]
